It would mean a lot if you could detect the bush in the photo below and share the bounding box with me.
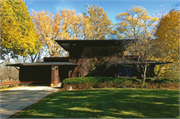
[153,78,163,83]
[171,79,179,83]
[140,83,148,88]
[117,84,123,88]
[132,83,137,88]
[144,83,148,88]
[124,80,133,87]
[63,77,139,86]
[140,84,144,88]
[62,77,179,90]
[145,78,153,83]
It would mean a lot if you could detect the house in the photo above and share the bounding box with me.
[6,39,171,86]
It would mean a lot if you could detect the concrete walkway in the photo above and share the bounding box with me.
[0,85,60,118]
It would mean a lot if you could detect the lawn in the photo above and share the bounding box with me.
[12,88,179,118]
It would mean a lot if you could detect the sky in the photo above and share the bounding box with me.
[24,0,179,24]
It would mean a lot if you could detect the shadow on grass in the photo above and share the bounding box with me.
[13,88,179,118]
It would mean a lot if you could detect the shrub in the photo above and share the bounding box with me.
[153,78,163,83]
[62,77,179,90]
[147,83,152,89]
[167,82,173,86]
[171,79,179,83]
[114,78,126,84]
[157,84,162,89]
[151,83,156,89]
[92,83,99,88]
[117,84,123,88]
[108,81,114,87]
[145,83,148,88]
[145,78,153,83]
[140,84,144,88]
[124,80,133,87]
[132,84,137,88]
[85,87,89,90]
[161,83,165,87]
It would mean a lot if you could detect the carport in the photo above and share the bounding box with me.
[6,62,77,86]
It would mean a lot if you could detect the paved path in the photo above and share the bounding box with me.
[0,85,60,118]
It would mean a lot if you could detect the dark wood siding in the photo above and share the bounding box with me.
[59,65,77,81]
[19,66,51,84]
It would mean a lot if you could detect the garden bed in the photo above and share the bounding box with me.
[62,77,179,90]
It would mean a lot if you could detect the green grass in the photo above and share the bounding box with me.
[13,88,179,118]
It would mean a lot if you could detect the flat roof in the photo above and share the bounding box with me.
[146,60,172,64]
[6,62,78,67]
[106,60,172,65]
[55,39,134,51]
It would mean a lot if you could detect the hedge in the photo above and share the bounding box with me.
[62,77,179,86]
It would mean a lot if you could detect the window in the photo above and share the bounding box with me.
[118,68,132,76]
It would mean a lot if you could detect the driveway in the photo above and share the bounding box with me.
[0,84,60,118]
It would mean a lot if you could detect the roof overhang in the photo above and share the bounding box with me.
[55,39,134,51]
[6,62,78,67]
[105,60,172,65]
[145,60,172,65]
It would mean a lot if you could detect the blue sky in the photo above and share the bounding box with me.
[24,0,178,24]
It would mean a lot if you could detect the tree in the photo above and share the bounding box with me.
[154,9,179,79]
[31,4,113,60]
[84,4,113,40]
[114,6,159,83]
[1,0,40,60]
[31,9,88,59]
[114,6,158,40]
[56,9,86,40]
[31,10,63,59]
[155,9,179,62]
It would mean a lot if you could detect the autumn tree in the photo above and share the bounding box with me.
[114,6,159,83]
[1,0,40,60]
[31,4,113,61]
[31,10,63,60]
[114,6,158,40]
[31,9,88,60]
[154,9,179,79]
[84,4,113,40]
[58,9,93,40]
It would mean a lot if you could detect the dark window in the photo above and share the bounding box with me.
[118,68,132,77]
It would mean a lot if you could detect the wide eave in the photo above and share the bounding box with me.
[55,39,134,51]
[106,59,172,65]
[6,62,78,67]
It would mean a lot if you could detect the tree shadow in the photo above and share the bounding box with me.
[12,89,179,118]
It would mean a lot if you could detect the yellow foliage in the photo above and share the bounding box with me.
[155,9,179,62]
[85,4,113,40]
[31,9,92,57]
[1,0,40,57]
[151,17,159,21]
[115,6,158,40]
[153,10,179,78]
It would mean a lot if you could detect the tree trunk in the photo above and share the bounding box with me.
[157,64,163,76]
[23,56,26,63]
[30,54,38,63]
[142,64,147,84]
